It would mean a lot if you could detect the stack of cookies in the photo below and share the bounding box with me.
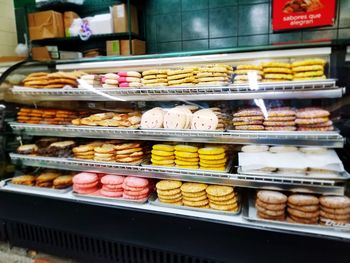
[72,144,95,160]
[17,108,78,125]
[94,144,116,162]
[156,180,183,205]
[102,73,119,88]
[191,109,218,130]
[256,190,287,221]
[141,69,168,87]
[151,144,175,166]
[45,72,78,88]
[196,64,232,86]
[100,174,124,197]
[22,72,49,88]
[292,59,326,81]
[122,176,151,200]
[198,146,227,171]
[115,143,144,164]
[206,185,238,212]
[264,107,296,131]
[232,108,264,130]
[181,182,209,208]
[295,107,333,131]
[73,172,99,194]
[174,145,199,169]
[233,64,263,84]
[140,107,165,129]
[167,68,196,87]
[35,171,60,187]
[210,107,227,130]
[261,62,292,82]
[319,196,350,225]
[164,106,193,130]
[118,71,142,88]
[287,194,320,225]
[80,74,101,87]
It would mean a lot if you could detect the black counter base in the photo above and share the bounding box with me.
[0,191,348,263]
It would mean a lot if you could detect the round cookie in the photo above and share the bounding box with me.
[156,180,182,190]
[175,151,198,158]
[159,197,183,203]
[199,153,225,160]
[320,210,350,221]
[296,108,330,118]
[206,185,233,197]
[257,211,285,221]
[191,109,218,130]
[288,203,319,212]
[256,199,286,211]
[209,202,238,211]
[182,191,206,198]
[287,207,319,219]
[288,194,319,206]
[141,108,164,129]
[183,199,209,207]
[319,196,350,209]
[287,215,318,224]
[207,192,236,201]
[198,147,225,155]
[175,145,198,153]
[183,195,208,202]
[152,150,174,156]
[152,159,175,165]
[257,190,287,204]
[158,193,182,200]
[124,177,149,188]
[101,174,125,185]
[321,206,350,215]
[210,199,237,206]
[153,144,175,152]
[256,204,285,216]
[152,155,175,161]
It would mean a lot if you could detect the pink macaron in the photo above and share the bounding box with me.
[73,184,98,194]
[101,174,125,185]
[124,188,149,196]
[102,185,123,192]
[124,177,149,188]
[122,183,146,192]
[73,172,98,185]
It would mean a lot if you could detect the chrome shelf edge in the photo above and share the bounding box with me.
[10,79,344,101]
[9,122,345,148]
[9,154,345,195]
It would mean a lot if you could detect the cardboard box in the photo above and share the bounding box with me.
[112,4,139,34]
[120,40,145,56]
[28,10,64,40]
[63,11,79,37]
[106,40,120,56]
[31,46,59,60]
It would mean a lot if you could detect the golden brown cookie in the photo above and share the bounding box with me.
[288,194,319,206]
[256,199,286,211]
[287,207,319,219]
[156,180,182,191]
[257,190,287,204]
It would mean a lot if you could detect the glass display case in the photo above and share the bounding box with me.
[0,45,349,262]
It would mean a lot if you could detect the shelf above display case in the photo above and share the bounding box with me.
[9,79,344,102]
[9,154,346,195]
[9,122,345,148]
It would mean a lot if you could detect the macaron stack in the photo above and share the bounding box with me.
[232,108,265,130]
[198,146,227,171]
[156,180,183,205]
[94,144,116,162]
[163,106,193,130]
[100,174,124,197]
[141,69,168,87]
[264,107,296,131]
[295,107,333,131]
[118,71,142,88]
[287,194,320,225]
[102,73,119,88]
[233,64,263,84]
[319,196,350,225]
[206,185,238,212]
[151,144,175,167]
[73,172,99,194]
[181,182,209,208]
[167,68,196,87]
[174,145,199,169]
[292,58,326,81]
[256,190,287,221]
[261,62,292,82]
[197,64,232,86]
[122,176,151,200]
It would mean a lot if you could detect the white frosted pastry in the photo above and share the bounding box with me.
[269,146,298,153]
[241,144,269,153]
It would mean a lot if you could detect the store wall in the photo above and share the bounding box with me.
[145,0,350,54]
[0,0,17,56]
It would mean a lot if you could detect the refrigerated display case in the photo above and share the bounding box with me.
[0,45,349,262]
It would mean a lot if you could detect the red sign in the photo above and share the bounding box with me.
[272,0,336,31]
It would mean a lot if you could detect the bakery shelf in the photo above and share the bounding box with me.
[9,122,345,148]
[0,184,349,241]
[9,79,344,102]
[9,154,346,195]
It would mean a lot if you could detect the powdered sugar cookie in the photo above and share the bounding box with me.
[141,108,164,129]
[191,109,218,130]
[163,107,187,129]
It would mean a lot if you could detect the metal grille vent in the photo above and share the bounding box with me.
[7,222,222,263]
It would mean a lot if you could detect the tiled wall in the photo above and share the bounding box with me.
[0,0,17,56]
[145,0,350,54]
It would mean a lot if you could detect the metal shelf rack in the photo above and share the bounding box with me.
[9,154,346,195]
[9,79,344,102]
[9,122,345,148]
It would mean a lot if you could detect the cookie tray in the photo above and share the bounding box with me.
[242,193,350,232]
[1,179,72,194]
[237,167,350,181]
[72,191,149,204]
[149,194,241,216]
